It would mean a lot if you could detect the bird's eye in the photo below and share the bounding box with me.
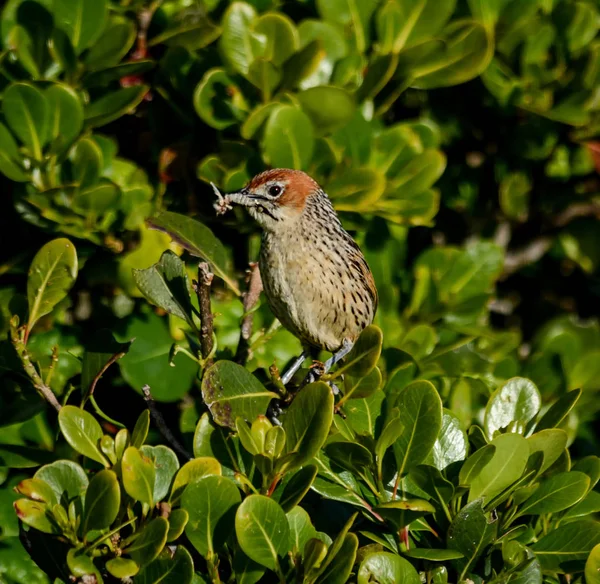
[268,185,282,197]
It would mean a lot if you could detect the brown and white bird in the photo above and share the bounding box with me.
[213,169,377,384]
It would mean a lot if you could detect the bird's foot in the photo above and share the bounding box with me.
[267,399,284,426]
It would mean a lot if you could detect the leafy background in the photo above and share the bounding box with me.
[1,0,600,583]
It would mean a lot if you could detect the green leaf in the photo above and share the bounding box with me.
[3,82,49,159]
[45,84,83,154]
[246,59,281,100]
[146,211,239,294]
[315,533,358,584]
[563,491,600,522]
[263,104,314,170]
[14,499,59,534]
[357,551,421,584]
[0,122,28,181]
[183,475,241,557]
[374,499,435,530]
[139,445,180,504]
[132,410,150,449]
[136,546,194,584]
[253,12,298,66]
[401,20,493,89]
[26,238,77,333]
[586,543,600,584]
[424,409,467,470]
[327,167,386,212]
[84,85,149,128]
[83,60,155,88]
[167,508,189,542]
[527,429,568,474]
[325,441,373,475]
[106,558,139,579]
[392,380,443,477]
[339,326,383,378]
[459,444,495,486]
[170,457,222,504]
[235,495,290,571]
[535,389,581,432]
[404,548,464,561]
[193,68,247,130]
[14,477,58,506]
[121,446,156,506]
[83,14,135,69]
[133,250,196,330]
[117,310,198,402]
[468,433,529,503]
[484,377,541,438]
[35,460,88,501]
[345,390,384,436]
[282,381,334,471]
[499,171,530,221]
[53,0,108,53]
[82,469,120,535]
[202,361,277,429]
[287,506,317,557]
[125,517,169,568]
[219,2,260,75]
[316,0,378,52]
[297,86,356,135]
[376,0,457,54]
[58,405,107,466]
[532,520,600,573]
[573,456,600,491]
[516,472,589,517]
[278,465,318,512]
[447,500,498,576]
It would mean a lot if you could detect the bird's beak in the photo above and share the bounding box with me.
[225,188,257,207]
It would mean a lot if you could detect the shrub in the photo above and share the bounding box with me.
[0,0,599,583]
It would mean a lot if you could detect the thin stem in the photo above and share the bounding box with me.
[194,262,215,362]
[375,78,413,118]
[142,385,191,461]
[235,262,263,366]
[10,318,61,412]
[86,349,128,399]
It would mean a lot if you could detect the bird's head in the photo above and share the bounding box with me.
[222,169,321,230]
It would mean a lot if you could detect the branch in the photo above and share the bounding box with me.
[142,385,191,461]
[502,237,553,278]
[10,317,61,412]
[193,262,214,362]
[235,263,263,365]
[551,202,600,228]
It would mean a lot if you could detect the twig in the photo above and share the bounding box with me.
[88,350,128,397]
[235,263,263,365]
[551,202,600,227]
[193,262,215,362]
[10,317,61,412]
[141,385,191,461]
[502,237,553,277]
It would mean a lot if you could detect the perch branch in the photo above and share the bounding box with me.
[193,262,215,362]
[10,317,61,412]
[142,385,191,461]
[235,262,263,365]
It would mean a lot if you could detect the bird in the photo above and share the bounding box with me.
[213,168,378,385]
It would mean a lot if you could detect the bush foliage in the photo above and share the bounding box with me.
[1,0,600,583]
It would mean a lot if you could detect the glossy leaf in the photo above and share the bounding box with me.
[357,551,421,584]
[278,465,318,512]
[3,82,49,159]
[139,445,180,504]
[282,381,334,471]
[517,471,589,516]
[125,517,169,568]
[392,380,443,477]
[53,0,107,53]
[84,85,149,128]
[82,469,120,534]
[147,211,239,293]
[527,429,568,474]
[202,361,277,429]
[170,457,222,504]
[484,377,541,438]
[586,543,600,584]
[235,495,290,571]
[58,405,106,466]
[425,409,468,470]
[45,84,83,154]
[469,433,529,503]
[339,326,383,378]
[183,475,241,557]
[263,104,315,169]
[121,446,156,506]
[27,238,78,333]
[136,545,194,584]
[35,460,88,501]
